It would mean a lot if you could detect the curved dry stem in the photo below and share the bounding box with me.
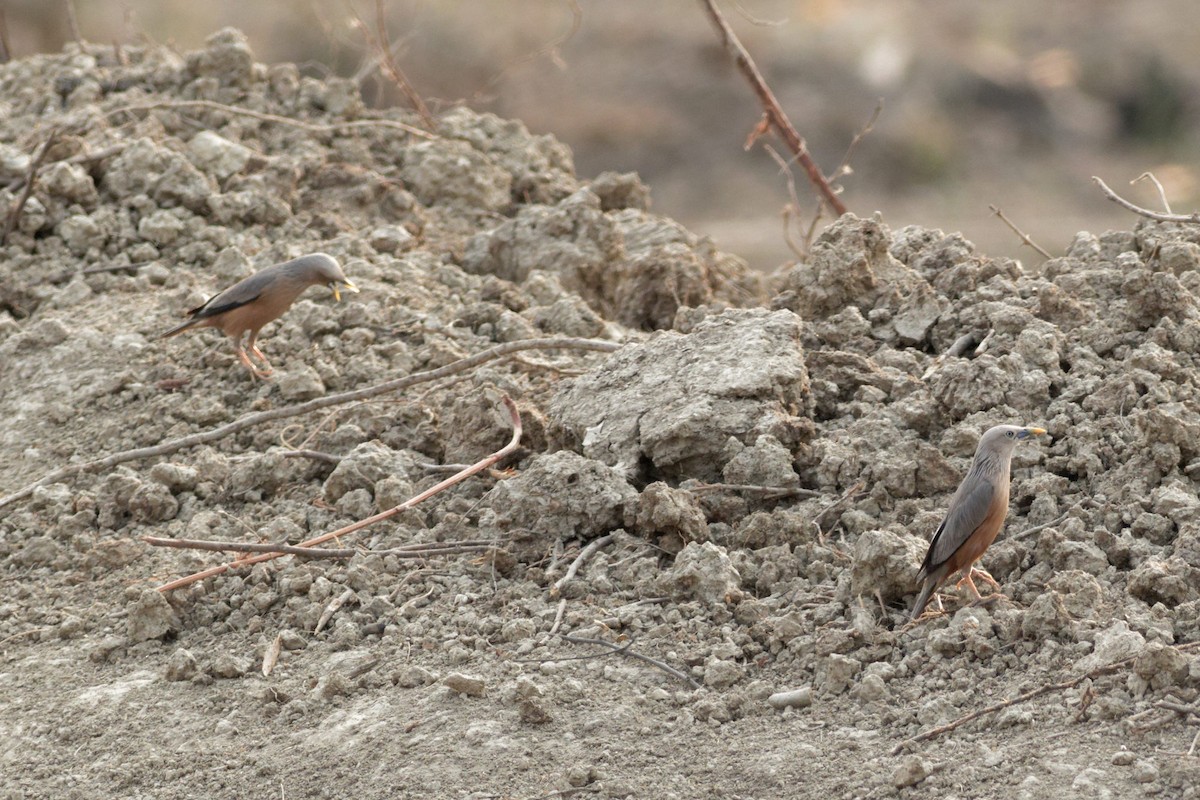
[0,337,619,515]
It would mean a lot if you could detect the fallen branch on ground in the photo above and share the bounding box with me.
[891,641,1200,754]
[154,397,522,593]
[3,128,58,245]
[688,482,819,499]
[550,534,615,599]
[143,536,496,560]
[699,0,847,215]
[0,336,618,515]
[561,634,702,689]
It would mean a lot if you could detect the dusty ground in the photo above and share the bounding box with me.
[1,31,1199,800]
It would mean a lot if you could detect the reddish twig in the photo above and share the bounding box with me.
[699,0,847,215]
[3,129,59,245]
[347,0,434,129]
[154,397,523,592]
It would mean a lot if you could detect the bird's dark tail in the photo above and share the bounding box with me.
[158,318,199,339]
[910,581,935,622]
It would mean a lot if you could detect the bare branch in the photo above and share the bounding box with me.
[830,99,883,182]
[155,397,523,593]
[561,634,702,689]
[143,536,496,560]
[0,336,618,515]
[550,534,615,598]
[3,129,59,245]
[699,0,847,215]
[107,99,435,140]
[1132,172,1172,214]
[1093,176,1200,224]
[989,205,1052,259]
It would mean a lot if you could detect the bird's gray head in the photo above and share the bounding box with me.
[293,253,359,301]
[977,424,1047,457]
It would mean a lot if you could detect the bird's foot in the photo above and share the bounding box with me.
[236,349,274,380]
[970,567,1002,592]
[969,592,1007,609]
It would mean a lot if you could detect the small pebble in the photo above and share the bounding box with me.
[892,755,928,788]
[443,672,487,697]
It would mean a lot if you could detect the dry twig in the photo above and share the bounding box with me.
[699,0,847,215]
[688,482,819,499]
[107,99,434,140]
[561,634,701,689]
[550,534,615,599]
[0,336,618,515]
[348,0,434,128]
[154,397,523,593]
[1133,172,1173,214]
[143,536,495,560]
[989,205,1052,259]
[891,641,1200,754]
[1093,176,1200,224]
[315,588,355,634]
[3,129,59,246]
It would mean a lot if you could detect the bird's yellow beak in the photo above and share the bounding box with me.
[1020,426,1047,439]
[330,280,359,302]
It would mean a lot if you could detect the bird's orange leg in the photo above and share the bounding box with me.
[970,567,1001,593]
[244,331,274,376]
[954,569,984,600]
[234,345,272,380]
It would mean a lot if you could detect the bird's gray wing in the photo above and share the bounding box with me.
[922,477,997,573]
[186,270,277,320]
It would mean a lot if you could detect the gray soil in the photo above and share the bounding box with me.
[2,29,1199,800]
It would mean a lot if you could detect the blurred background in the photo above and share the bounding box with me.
[3,0,1197,270]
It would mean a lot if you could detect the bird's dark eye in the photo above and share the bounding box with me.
[1006,431,1015,438]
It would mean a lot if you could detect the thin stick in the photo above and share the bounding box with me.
[891,641,1200,754]
[546,598,568,637]
[0,8,10,64]
[143,536,495,560]
[989,205,1052,259]
[370,0,434,128]
[561,634,701,689]
[280,449,343,465]
[550,534,615,598]
[813,480,866,530]
[3,129,59,246]
[1093,176,1200,224]
[1010,511,1069,542]
[107,99,434,140]
[43,260,152,285]
[764,143,809,259]
[0,337,617,515]
[830,99,883,182]
[154,397,522,593]
[1133,172,1172,214]
[315,588,355,634]
[699,0,847,215]
[688,482,819,499]
[64,0,82,43]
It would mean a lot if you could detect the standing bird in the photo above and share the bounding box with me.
[910,424,1047,621]
[159,253,358,379]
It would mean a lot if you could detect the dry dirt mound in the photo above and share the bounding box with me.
[1,30,1199,800]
